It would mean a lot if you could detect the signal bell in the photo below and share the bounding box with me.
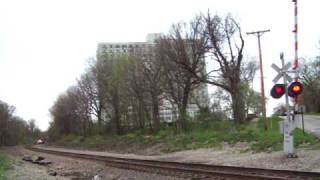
[271,84,285,99]
[288,81,303,97]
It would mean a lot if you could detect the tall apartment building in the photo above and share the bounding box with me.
[97,33,209,122]
[97,33,159,58]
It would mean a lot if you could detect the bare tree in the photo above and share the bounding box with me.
[142,62,163,131]
[136,52,165,132]
[78,60,104,134]
[174,14,246,123]
[125,58,151,130]
[203,14,245,123]
[157,19,206,131]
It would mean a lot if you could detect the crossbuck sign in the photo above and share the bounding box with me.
[271,62,293,84]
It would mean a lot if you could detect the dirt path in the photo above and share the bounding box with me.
[0,146,185,180]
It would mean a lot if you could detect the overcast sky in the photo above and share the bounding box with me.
[0,0,319,130]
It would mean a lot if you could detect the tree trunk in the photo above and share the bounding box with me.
[82,117,87,138]
[138,99,145,129]
[231,89,246,124]
[112,90,121,135]
[151,93,160,132]
[144,105,153,131]
[179,81,191,131]
[131,102,138,130]
[178,107,188,131]
[97,103,103,134]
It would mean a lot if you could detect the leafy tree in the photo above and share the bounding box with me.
[0,100,38,146]
[300,57,320,112]
[49,86,82,136]
[96,54,132,135]
[0,101,15,145]
[243,84,263,116]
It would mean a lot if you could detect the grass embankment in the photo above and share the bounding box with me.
[0,154,10,179]
[54,117,319,153]
[305,112,320,116]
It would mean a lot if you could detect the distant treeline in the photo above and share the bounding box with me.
[0,100,40,146]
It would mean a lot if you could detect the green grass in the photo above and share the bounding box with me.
[305,112,320,116]
[250,117,319,152]
[0,154,10,179]
[54,117,319,153]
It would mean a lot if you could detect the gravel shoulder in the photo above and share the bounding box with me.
[0,147,67,180]
[0,146,185,180]
[3,144,320,180]
[36,143,320,173]
[157,147,320,172]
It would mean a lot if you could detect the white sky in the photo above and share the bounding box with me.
[0,0,319,130]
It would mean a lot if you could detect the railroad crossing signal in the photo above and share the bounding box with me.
[271,53,298,157]
[271,82,303,99]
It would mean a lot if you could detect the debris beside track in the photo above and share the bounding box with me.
[22,155,52,165]
[1,146,185,180]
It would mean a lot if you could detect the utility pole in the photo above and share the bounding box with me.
[247,29,270,130]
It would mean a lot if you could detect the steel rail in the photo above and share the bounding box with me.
[27,146,320,180]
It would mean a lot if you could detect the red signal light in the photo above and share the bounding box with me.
[271,84,285,99]
[275,86,285,94]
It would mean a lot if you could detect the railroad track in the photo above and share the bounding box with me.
[27,146,320,180]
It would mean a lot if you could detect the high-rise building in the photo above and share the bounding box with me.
[97,33,209,122]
